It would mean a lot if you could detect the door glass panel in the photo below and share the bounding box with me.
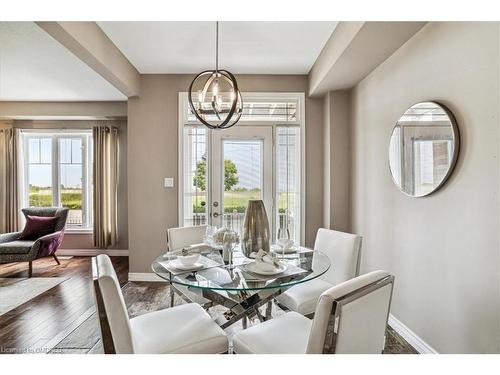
[59,138,84,227]
[222,139,262,234]
[28,138,53,207]
[276,127,301,243]
[183,126,208,226]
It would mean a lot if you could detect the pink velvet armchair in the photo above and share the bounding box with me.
[0,207,69,277]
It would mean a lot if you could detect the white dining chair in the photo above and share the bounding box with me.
[167,225,207,251]
[233,270,394,354]
[92,254,228,354]
[276,228,362,315]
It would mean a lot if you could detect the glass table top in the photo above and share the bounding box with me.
[151,246,331,292]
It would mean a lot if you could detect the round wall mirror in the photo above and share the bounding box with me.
[388,101,460,197]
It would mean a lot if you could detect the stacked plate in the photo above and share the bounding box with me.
[242,260,287,276]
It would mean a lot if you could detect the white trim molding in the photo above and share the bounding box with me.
[388,314,438,354]
[56,248,129,257]
[128,272,167,282]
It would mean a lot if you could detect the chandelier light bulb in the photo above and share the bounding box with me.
[212,80,219,96]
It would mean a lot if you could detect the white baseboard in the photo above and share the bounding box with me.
[388,314,438,354]
[128,272,167,282]
[56,248,129,257]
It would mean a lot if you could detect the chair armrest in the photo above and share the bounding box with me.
[31,231,65,258]
[37,231,64,242]
[0,232,22,244]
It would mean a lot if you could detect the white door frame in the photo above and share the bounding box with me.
[178,92,306,245]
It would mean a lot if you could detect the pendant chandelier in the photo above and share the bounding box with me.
[188,22,243,129]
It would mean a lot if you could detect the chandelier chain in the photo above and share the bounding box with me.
[215,21,219,73]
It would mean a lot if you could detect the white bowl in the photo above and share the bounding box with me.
[177,253,201,267]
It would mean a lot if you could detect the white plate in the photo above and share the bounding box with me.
[271,244,298,254]
[169,259,204,271]
[243,261,287,276]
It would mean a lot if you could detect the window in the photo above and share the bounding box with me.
[186,98,300,124]
[22,131,93,229]
[182,125,208,227]
[276,127,301,244]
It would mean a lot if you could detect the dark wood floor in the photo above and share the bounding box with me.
[0,256,417,354]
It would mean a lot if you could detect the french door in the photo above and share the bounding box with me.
[210,126,274,234]
[180,92,304,244]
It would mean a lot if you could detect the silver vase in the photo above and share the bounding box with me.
[241,199,270,258]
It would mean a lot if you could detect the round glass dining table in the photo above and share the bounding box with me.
[151,246,331,292]
[151,245,331,328]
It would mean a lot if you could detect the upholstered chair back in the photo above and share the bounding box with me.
[167,225,207,251]
[313,228,362,286]
[306,270,394,354]
[21,207,69,232]
[93,254,134,354]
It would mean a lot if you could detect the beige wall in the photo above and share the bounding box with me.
[350,22,500,353]
[323,95,331,227]
[10,120,129,250]
[0,101,126,119]
[128,74,324,273]
[323,90,350,231]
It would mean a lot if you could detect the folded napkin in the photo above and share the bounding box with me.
[254,249,280,272]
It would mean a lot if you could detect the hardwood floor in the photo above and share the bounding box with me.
[0,256,127,354]
[0,256,417,354]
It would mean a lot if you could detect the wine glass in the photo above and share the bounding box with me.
[223,231,237,268]
[277,227,291,259]
[204,225,216,247]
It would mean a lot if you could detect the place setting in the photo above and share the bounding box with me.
[157,248,223,275]
[242,249,287,275]
[241,248,308,281]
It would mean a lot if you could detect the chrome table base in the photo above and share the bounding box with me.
[203,286,283,329]
[167,277,279,329]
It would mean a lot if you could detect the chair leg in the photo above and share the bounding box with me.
[28,261,33,278]
[53,254,61,265]
[265,300,273,319]
[169,286,175,307]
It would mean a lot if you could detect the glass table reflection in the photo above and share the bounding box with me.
[151,246,330,328]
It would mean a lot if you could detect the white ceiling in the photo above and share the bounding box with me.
[0,22,126,101]
[98,21,338,74]
[0,21,337,101]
